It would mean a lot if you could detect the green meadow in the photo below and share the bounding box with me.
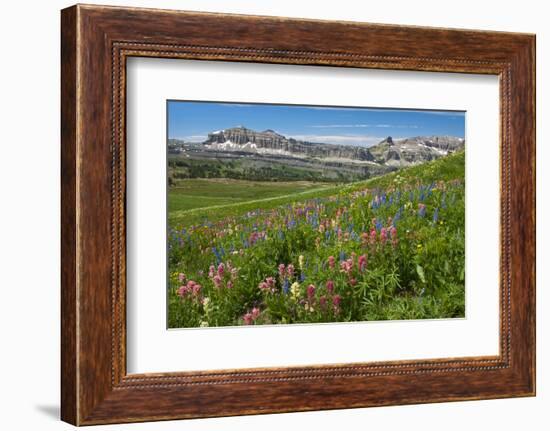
[167,152,466,328]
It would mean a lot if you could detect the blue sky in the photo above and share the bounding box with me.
[168,101,465,147]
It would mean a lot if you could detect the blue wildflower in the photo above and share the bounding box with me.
[339,250,346,262]
[283,278,290,294]
[418,204,426,218]
[212,247,222,264]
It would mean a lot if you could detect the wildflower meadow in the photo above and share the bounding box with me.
[168,151,465,328]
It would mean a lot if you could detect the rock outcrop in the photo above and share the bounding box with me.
[368,135,465,166]
[203,126,375,161]
[199,126,464,167]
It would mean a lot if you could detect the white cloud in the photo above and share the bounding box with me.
[309,124,419,129]
[341,107,464,116]
[288,134,387,147]
[310,124,372,128]
[169,134,207,142]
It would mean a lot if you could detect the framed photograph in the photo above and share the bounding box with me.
[61,4,536,425]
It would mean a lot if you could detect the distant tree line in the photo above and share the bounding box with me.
[168,158,367,183]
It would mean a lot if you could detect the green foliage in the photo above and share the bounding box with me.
[168,156,369,183]
[167,151,465,328]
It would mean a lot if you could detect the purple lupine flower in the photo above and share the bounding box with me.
[282,278,290,294]
[418,203,426,218]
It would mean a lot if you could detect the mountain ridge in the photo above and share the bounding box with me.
[197,126,464,166]
[167,126,464,183]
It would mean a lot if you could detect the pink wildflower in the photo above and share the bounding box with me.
[326,279,335,294]
[380,227,388,243]
[208,265,216,278]
[212,274,222,288]
[178,273,186,282]
[243,313,253,325]
[358,254,367,272]
[217,263,225,277]
[287,264,295,277]
[349,278,357,287]
[278,263,286,278]
[328,256,336,269]
[192,282,202,296]
[340,258,353,275]
[319,296,327,309]
[390,226,398,246]
[176,285,190,297]
[370,228,377,244]
[307,284,316,299]
[266,277,276,291]
[333,294,342,313]
[251,307,261,319]
[226,280,233,289]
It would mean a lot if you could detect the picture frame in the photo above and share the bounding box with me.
[61,4,535,425]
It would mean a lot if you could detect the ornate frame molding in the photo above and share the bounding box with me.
[61,5,535,425]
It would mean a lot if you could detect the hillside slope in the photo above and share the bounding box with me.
[168,151,465,327]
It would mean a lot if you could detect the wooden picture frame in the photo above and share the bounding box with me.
[61,4,536,425]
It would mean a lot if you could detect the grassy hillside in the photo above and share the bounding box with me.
[168,151,465,328]
[168,179,335,224]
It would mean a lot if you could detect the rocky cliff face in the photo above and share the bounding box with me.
[206,127,287,148]
[204,126,374,161]
[368,135,465,166]
[201,126,464,166]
